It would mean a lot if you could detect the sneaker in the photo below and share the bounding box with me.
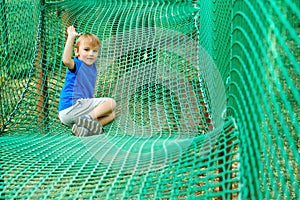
[72,123,89,137]
[75,115,103,136]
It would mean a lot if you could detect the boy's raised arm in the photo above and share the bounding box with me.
[62,26,80,70]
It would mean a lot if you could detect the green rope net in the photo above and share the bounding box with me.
[0,0,299,199]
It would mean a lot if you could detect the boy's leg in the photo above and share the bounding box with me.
[88,98,117,125]
[96,111,116,126]
[73,98,116,137]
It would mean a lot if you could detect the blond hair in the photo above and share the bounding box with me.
[75,33,100,49]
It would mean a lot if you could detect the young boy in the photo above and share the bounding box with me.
[58,26,116,137]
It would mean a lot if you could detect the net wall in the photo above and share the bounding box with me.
[0,0,299,199]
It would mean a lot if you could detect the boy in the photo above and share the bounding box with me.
[58,26,116,137]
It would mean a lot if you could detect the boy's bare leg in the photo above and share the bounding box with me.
[72,98,116,137]
[88,98,117,125]
[96,111,116,126]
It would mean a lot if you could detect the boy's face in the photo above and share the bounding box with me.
[75,41,99,66]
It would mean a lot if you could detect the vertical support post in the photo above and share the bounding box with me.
[36,0,49,130]
[1,0,9,62]
[0,0,6,178]
[0,0,7,133]
[0,0,9,189]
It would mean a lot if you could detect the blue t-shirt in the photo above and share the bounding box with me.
[58,58,97,111]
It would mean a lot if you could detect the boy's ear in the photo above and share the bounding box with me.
[74,48,79,57]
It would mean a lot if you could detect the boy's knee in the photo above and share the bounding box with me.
[111,110,116,119]
[107,98,117,109]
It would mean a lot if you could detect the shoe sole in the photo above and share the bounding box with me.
[75,116,103,135]
[72,124,90,137]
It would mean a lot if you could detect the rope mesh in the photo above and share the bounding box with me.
[0,0,299,199]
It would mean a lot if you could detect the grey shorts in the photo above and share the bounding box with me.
[59,98,108,127]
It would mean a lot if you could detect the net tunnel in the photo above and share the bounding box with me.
[0,0,299,199]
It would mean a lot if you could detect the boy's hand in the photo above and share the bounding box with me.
[63,26,80,69]
[67,26,81,38]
